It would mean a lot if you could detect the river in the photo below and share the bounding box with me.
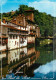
[0,39,56,79]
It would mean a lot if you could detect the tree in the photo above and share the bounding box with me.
[18,5,34,14]
[44,29,49,38]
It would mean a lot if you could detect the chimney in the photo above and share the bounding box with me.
[3,19,6,23]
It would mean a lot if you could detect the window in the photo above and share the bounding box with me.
[15,53,16,57]
[13,35,15,39]
[15,41,16,45]
[20,38,24,43]
[8,28,10,33]
[2,39,4,46]
[10,35,12,39]
[0,40,1,45]
[17,42,18,46]
[16,35,18,39]
[25,37,26,39]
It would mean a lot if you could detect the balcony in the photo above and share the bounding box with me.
[20,33,28,36]
[8,32,19,34]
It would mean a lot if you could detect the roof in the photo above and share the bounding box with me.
[0,35,8,39]
[9,14,26,27]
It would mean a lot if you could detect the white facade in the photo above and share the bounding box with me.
[8,35,20,50]
[8,35,27,50]
[0,19,37,51]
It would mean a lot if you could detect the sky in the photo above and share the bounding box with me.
[0,0,56,17]
[34,59,56,74]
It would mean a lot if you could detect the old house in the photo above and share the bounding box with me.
[0,21,8,51]
[25,10,36,44]
[0,20,28,50]
[0,10,40,51]
[9,10,36,44]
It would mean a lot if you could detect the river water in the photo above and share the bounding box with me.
[0,39,56,79]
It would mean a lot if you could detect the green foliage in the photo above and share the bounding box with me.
[18,5,35,14]
[44,29,49,38]
[34,12,54,36]
[35,41,53,64]
[0,5,55,36]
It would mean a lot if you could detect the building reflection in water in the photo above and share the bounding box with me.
[8,49,20,64]
[20,47,27,58]
[0,47,40,78]
[27,47,35,55]
[0,52,6,59]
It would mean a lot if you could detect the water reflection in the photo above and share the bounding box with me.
[0,52,6,59]
[0,46,40,78]
[27,47,35,55]
[0,40,53,78]
[8,49,20,64]
[20,47,27,58]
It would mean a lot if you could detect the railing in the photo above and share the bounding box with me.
[8,32,19,34]
[8,32,28,35]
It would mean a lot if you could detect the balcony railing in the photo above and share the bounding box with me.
[8,32,19,34]
[8,32,28,36]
